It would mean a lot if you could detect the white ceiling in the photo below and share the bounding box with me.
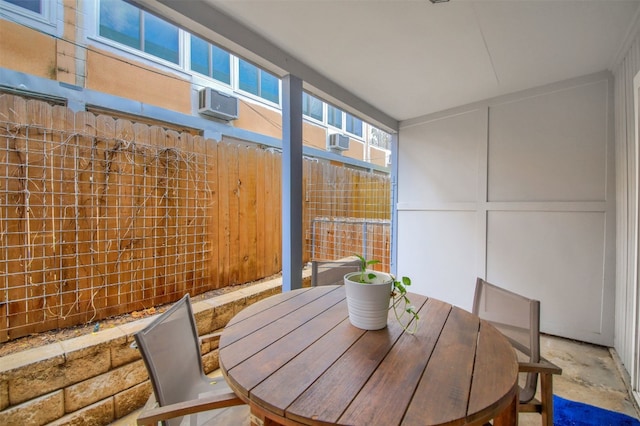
[199,0,640,123]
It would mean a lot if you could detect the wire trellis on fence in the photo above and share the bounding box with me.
[304,164,392,271]
[0,115,215,341]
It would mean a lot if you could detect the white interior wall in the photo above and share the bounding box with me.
[396,72,615,347]
[613,25,640,402]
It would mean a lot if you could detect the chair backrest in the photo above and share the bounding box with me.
[311,258,361,286]
[472,278,540,402]
[134,294,206,422]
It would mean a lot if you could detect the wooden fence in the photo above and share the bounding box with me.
[0,94,390,341]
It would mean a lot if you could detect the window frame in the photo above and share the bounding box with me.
[302,92,324,123]
[0,0,60,35]
[345,112,363,138]
[236,58,281,106]
[188,34,232,86]
[96,0,182,67]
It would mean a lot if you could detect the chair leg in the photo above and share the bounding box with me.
[540,373,554,426]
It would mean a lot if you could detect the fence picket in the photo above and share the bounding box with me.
[256,147,266,277]
[1,95,29,338]
[133,123,154,308]
[114,119,135,313]
[226,143,240,285]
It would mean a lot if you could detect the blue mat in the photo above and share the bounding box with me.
[554,395,640,426]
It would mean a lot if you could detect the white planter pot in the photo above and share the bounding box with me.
[344,271,393,330]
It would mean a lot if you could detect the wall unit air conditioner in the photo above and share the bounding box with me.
[198,87,238,121]
[328,133,350,151]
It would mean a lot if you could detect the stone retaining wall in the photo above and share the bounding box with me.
[0,273,310,425]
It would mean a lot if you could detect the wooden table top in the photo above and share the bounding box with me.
[219,285,518,426]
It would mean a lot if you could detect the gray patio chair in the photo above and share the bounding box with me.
[311,257,360,286]
[472,278,562,426]
[133,294,246,426]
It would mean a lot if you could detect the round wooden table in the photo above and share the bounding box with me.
[219,285,518,426]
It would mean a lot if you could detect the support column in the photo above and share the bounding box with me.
[390,132,399,276]
[281,75,303,291]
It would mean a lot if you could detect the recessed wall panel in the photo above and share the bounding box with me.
[486,211,607,344]
[488,80,608,202]
[399,109,485,204]
[397,210,477,309]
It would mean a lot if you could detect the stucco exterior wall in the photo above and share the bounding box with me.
[0,21,56,80]
[304,122,328,150]
[369,146,387,167]
[344,138,365,162]
[235,100,282,139]
[86,48,192,114]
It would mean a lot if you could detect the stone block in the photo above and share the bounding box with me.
[193,306,214,335]
[63,344,111,385]
[117,316,153,336]
[0,342,64,374]
[212,303,238,330]
[8,355,66,405]
[200,331,221,355]
[110,337,141,368]
[48,397,114,426]
[64,360,147,412]
[0,390,64,426]
[202,349,220,374]
[114,381,151,419]
[0,374,8,410]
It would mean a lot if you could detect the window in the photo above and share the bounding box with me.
[303,93,323,121]
[327,105,342,129]
[1,0,58,34]
[190,36,231,85]
[5,0,40,13]
[99,0,179,64]
[238,59,280,103]
[345,113,363,137]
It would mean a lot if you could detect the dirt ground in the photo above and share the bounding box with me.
[0,278,276,358]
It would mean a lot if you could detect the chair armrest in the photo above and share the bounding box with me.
[519,358,562,375]
[136,391,244,426]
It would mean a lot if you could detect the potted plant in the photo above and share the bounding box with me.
[344,255,419,334]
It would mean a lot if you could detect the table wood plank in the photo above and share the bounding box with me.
[226,287,313,327]
[467,321,519,422]
[402,307,480,425]
[286,294,428,424]
[251,317,365,416]
[220,287,345,374]
[229,299,350,392]
[222,286,337,347]
[338,296,448,426]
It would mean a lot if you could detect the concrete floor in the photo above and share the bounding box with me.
[519,334,639,426]
[113,335,639,426]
